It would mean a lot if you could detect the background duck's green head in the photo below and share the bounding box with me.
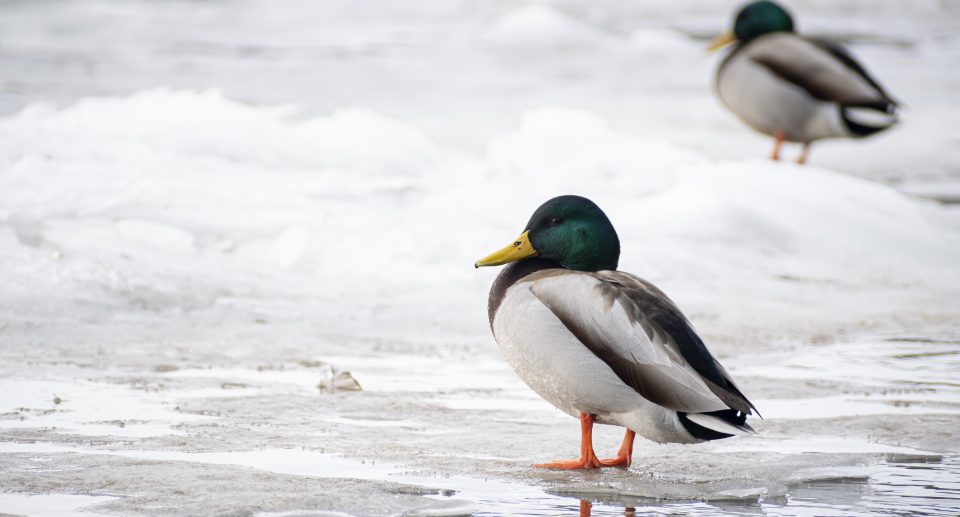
[475,195,620,272]
[709,1,794,50]
[734,1,794,42]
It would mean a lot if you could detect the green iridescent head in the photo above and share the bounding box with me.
[709,1,795,50]
[475,195,620,272]
[734,1,795,43]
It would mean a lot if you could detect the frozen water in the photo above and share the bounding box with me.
[1,0,959,515]
[0,378,211,437]
[0,494,118,517]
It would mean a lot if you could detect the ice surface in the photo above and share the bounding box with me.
[1,0,959,515]
[0,494,117,517]
[0,378,211,437]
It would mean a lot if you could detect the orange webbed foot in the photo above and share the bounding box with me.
[534,455,601,470]
[599,429,635,468]
[598,454,631,468]
[534,411,602,469]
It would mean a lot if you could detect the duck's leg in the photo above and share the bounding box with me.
[796,142,811,165]
[534,412,601,469]
[770,131,785,161]
[579,499,592,517]
[600,428,635,467]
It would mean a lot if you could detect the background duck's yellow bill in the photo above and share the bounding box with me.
[707,31,737,51]
[475,231,538,267]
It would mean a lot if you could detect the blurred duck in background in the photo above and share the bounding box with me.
[709,1,900,164]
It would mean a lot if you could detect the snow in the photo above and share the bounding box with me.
[483,5,615,52]
[1,0,959,515]
[2,90,956,342]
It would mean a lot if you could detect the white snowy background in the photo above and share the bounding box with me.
[0,0,958,515]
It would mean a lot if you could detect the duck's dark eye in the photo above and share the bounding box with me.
[549,217,563,226]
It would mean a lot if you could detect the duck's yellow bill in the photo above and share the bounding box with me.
[707,31,737,51]
[475,231,538,268]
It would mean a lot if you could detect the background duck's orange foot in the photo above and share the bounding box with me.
[534,457,601,469]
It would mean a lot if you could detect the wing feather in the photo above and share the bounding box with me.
[746,33,890,107]
[528,273,730,414]
[806,36,898,106]
[596,271,758,416]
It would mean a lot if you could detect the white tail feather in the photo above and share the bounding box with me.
[686,413,755,436]
[844,106,897,128]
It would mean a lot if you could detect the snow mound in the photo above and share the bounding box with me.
[485,106,702,201]
[0,90,958,339]
[483,5,613,52]
[627,28,701,56]
[1,88,445,182]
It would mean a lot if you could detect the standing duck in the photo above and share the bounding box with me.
[710,1,899,164]
[475,196,757,469]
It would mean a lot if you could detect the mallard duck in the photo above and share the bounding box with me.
[475,195,757,469]
[710,1,899,164]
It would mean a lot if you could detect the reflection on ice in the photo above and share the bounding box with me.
[754,393,960,420]
[719,435,936,456]
[560,457,960,517]
[0,441,398,481]
[736,338,960,421]
[0,494,117,517]
[0,379,210,437]
[737,339,960,389]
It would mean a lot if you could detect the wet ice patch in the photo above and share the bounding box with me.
[0,441,397,480]
[125,448,399,481]
[322,354,518,393]
[737,338,960,419]
[718,435,936,456]
[756,392,960,420]
[156,361,364,398]
[0,493,117,517]
[0,379,209,437]
[433,395,556,413]
[318,416,421,428]
[165,367,329,394]
[739,338,960,387]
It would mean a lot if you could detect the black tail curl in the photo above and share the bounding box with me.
[677,409,751,441]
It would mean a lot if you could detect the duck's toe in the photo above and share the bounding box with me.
[533,455,601,470]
